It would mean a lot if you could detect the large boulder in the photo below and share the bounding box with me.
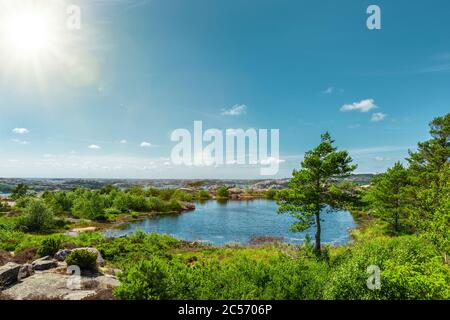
[179,201,196,212]
[228,188,244,195]
[0,262,21,289]
[54,249,72,262]
[18,264,34,280]
[2,271,120,300]
[31,258,58,271]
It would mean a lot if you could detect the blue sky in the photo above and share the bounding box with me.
[0,0,449,178]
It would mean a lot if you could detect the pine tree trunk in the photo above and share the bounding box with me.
[315,211,321,252]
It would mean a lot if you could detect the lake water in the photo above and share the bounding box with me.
[104,199,356,246]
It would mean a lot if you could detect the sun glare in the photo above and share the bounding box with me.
[4,11,53,54]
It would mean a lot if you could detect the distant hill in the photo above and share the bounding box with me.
[0,174,375,193]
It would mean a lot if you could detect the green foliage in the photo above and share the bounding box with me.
[170,190,194,202]
[37,237,62,257]
[17,198,55,232]
[15,196,34,209]
[42,191,74,214]
[97,231,179,267]
[277,132,357,251]
[361,113,449,260]
[65,249,98,271]
[364,162,411,233]
[195,190,212,200]
[114,251,329,300]
[216,186,230,199]
[72,190,109,221]
[0,201,10,213]
[324,236,450,300]
[145,196,168,212]
[408,113,449,183]
[104,207,122,216]
[264,189,277,200]
[11,183,30,200]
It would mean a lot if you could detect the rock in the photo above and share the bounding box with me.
[18,264,34,280]
[2,270,121,300]
[179,201,196,212]
[71,227,97,233]
[32,260,58,271]
[65,227,97,237]
[33,256,50,262]
[178,187,197,194]
[54,249,72,262]
[64,290,97,300]
[72,248,105,267]
[93,275,120,289]
[0,262,21,289]
[228,188,244,195]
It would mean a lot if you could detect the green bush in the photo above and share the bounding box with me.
[72,191,108,221]
[0,201,10,213]
[114,251,329,300]
[170,190,193,202]
[196,190,211,200]
[37,237,62,257]
[165,199,182,212]
[17,199,55,232]
[324,236,450,300]
[265,189,277,200]
[104,207,122,215]
[42,191,74,213]
[98,232,178,266]
[146,197,166,212]
[216,186,230,199]
[65,249,98,271]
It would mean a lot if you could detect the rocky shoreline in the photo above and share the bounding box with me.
[0,248,120,300]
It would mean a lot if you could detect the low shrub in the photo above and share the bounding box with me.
[65,249,98,271]
[196,190,211,200]
[216,186,230,199]
[37,237,62,257]
[324,236,450,300]
[16,199,55,232]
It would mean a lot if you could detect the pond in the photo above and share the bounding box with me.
[104,199,356,246]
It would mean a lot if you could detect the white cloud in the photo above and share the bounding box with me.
[340,99,377,113]
[349,146,412,155]
[140,141,152,148]
[324,86,334,94]
[12,128,29,134]
[221,104,247,116]
[88,144,101,149]
[11,138,29,145]
[371,112,387,122]
[374,156,392,161]
[119,139,127,144]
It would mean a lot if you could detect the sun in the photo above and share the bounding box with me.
[4,11,54,55]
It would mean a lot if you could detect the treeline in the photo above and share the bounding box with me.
[362,113,449,261]
[4,186,214,232]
